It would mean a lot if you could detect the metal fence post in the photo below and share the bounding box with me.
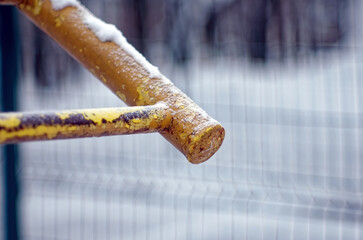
[0,6,20,240]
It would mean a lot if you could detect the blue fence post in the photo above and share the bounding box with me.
[0,6,21,240]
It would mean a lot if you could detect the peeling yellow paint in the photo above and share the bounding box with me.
[128,117,153,131]
[54,15,64,27]
[54,18,62,27]
[56,112,71,120]
[205,127,213,133]
[81,109,122,125]
[100,75,107,83]
[136,86,151,105]
[0,116,21,129]
[25,0,42,16]
[1,124,77,143]
[116,91,126,102]
[175,101,185,109]
[33,0,42,15]
[179,132,188,140]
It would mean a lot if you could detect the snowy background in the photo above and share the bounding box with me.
[1,0,363,239]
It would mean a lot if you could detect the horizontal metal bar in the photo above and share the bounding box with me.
[0,104,171,144]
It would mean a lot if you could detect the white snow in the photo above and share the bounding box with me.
[49,0,162,79]
[81,13,162,79]
[49,0,80,10]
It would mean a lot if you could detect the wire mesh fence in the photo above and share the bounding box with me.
[1,0,363,239]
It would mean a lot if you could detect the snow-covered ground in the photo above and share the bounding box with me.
[2,0,362,239]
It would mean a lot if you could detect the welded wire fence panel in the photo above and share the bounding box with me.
[2,0,363,239]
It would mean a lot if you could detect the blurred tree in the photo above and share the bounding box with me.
[33,24,79,87]
[165,0,191,64]
[24,0,351,88]
[204,0,349,60]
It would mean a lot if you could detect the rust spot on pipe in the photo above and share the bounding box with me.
[112,109,149,124]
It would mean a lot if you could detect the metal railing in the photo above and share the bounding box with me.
[0,0,225,164]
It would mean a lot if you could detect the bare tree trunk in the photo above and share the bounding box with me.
[247,0,268,60]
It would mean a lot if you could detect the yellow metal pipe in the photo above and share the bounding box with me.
[0,104,171,144]
[1,0,225,163]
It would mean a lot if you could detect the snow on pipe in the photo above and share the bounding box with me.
[0,0,225,164]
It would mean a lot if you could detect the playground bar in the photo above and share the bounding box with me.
[0,0,225,163]
[0,104,170,143]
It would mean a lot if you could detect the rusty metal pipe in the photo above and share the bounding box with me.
[0,104,171,143]
[0,0,225,163]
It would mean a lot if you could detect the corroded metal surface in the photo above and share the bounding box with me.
[0,104,171,144]
[1,0,225,163]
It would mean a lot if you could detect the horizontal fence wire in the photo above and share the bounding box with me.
[0,0,362,239]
